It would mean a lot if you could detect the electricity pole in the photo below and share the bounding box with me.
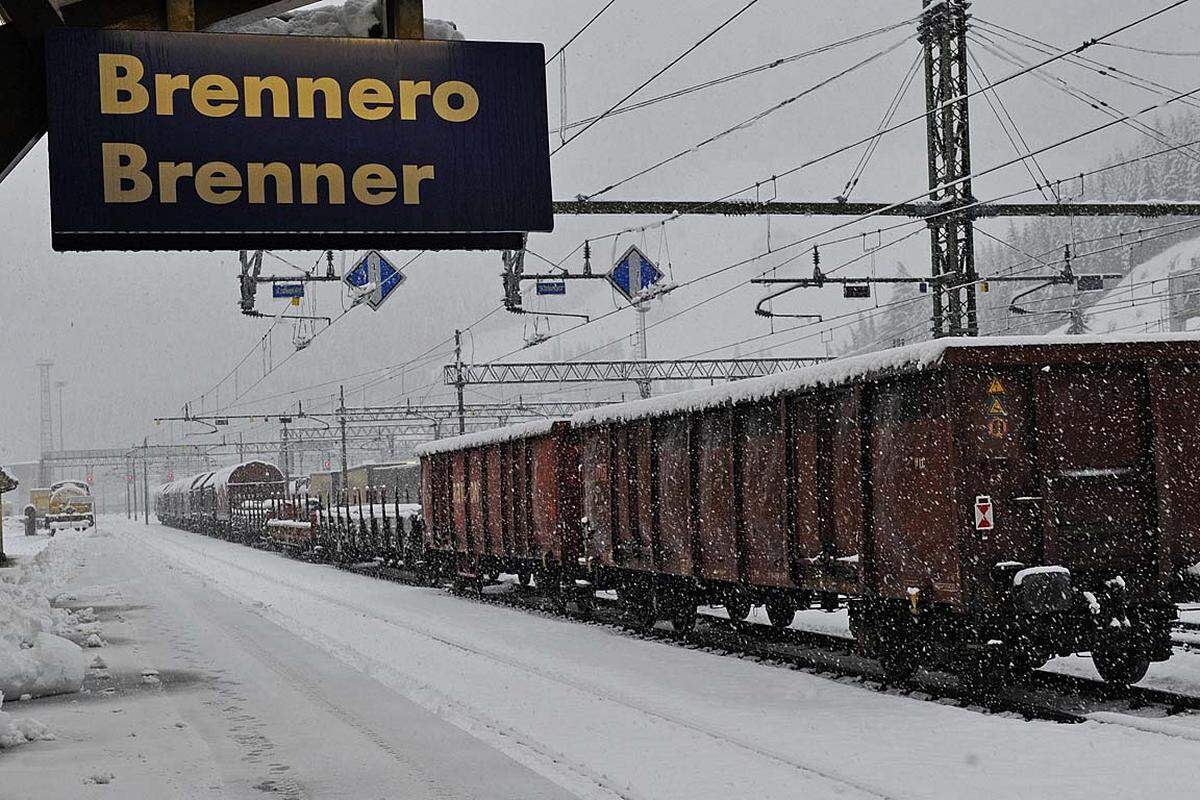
[339,385,349,492]
[142,437,149,525]
[634,301,651,399]
[54,379,66,451]
[454,329,465,435]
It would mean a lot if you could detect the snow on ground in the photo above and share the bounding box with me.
[0,528,105,748]
[7,515,1200,798]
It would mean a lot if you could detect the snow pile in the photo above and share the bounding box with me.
[215,0,463,40]
[0,531,95,699]
[0,691,54,749]
[1012,565,1069,587]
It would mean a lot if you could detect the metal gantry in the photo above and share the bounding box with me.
[443,357,831,386]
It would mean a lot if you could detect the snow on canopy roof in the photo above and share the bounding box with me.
[213,0,464,40]
[414,419,563,457]
[571,332,1200,428]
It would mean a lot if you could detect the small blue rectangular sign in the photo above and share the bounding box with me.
[44,27,553,251]
[536,280,567,296]
[272,283,305,299]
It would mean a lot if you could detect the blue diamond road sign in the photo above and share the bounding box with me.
[343,250,406,311]
[608,245,664,302]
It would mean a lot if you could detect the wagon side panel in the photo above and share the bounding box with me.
[696,410,739,583]
[739,401,791,587]
[869,376,961,604]
[1149,365,1200,586]
[654,415,695,577]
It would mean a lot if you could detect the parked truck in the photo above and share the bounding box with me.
[46,479,95,532]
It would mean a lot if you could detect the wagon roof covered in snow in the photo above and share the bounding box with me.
[414,419,564,457]
[209,461,284,488]
[571,332,1200,427]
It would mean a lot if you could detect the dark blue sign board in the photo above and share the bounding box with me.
[536,279,567,296]
[272,283,305,299]
[608,245,664,301]
[44,28,553,251]
[343,250,405,311]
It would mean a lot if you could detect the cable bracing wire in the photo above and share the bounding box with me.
[840,51,922,202]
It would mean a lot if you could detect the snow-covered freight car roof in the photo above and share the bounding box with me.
[414,419,564,457]
[209,460,283,488]
[571,332,1200,427]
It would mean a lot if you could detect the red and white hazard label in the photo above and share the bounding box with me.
[974,495,994,530]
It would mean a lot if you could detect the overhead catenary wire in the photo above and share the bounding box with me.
[840,51,923,202]
[964,51,1053,200]
[969,30,1200,166]
[551,0,765,157]
[509,117,1200,371]
[544,0,617,65]
[551,15,922,134]
[565,0,1195,233]
[582,34,915,200]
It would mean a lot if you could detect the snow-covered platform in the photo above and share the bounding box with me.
[4,516,1200,799]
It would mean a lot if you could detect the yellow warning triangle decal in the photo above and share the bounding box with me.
[987,396,1007,415]
[987,377,1006,395]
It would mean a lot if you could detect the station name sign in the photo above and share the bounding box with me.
[44,28,553,251]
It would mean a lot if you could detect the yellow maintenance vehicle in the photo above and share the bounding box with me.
[46,480,95,532]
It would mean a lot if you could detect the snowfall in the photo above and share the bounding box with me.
[0,515,1198,798]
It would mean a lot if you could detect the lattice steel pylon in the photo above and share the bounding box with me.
[35,359,54,484]
[920,0,977,337]
[35,359,54,454]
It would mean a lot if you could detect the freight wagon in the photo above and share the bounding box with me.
[156,460,286,541]
[419,334,1200,686]
[344,461,421,505]
[417,419,582,594]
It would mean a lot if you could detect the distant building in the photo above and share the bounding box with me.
[2,461,40,510]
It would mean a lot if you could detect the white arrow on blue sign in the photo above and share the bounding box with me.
[343,250,406,311]
[607,244,664,302]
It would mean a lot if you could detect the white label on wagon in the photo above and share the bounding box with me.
[974,495,994,531]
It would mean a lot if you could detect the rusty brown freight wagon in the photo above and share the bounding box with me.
[416,420,583,593]
[571,334,1200,686]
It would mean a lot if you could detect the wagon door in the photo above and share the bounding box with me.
[1149,365,1200,584]
[580,428,614,566]
[1034,367,1159,591]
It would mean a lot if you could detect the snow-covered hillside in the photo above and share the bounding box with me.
[1053,235,1200,335]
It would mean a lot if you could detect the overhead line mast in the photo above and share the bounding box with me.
[920,0,976,336]
[550,1,1200,339]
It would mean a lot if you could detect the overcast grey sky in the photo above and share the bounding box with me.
[4,0,1200,464]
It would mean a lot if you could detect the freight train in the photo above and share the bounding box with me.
[154,335,1200,688]
[417,335,1200,687]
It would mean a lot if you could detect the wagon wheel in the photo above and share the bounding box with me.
[574,588,595,621]
[724,594,752,624]
[876,638,919,683]
[955,653,1006,702]
[670,599,697,634]
[621,587,658,630]
[764,600,795,630]
[1092,644,1150,686]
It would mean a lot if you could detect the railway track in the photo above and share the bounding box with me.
[330,558,1200,728]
